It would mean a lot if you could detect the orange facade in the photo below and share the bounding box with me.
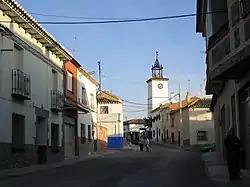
[64,60,80,106]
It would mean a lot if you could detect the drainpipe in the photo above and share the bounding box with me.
[62,61,66,157]
[233,80,239,137]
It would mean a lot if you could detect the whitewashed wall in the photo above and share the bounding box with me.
[0,10,64,146]
[189,108,214,145]
[98,103,123,137]
[170,108,189,145]
[77,69,98,140]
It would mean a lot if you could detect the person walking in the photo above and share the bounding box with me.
[224,128,242,180]
[145,137,149,152]
[139,136,144,151]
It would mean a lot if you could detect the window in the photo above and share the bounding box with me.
[244,19,250,41]
[14,43,24,69]
[67,71,73,92]
[167,129,169,139]
[231,1,240,27]
[81,87,87,105]
[234,28,240,49]
[171,118,174,127]
[80,124,86,144]
[90,93,95,109]
[51,123,59,153]
[52,69,58,89]
[88,125,91,142]
[240,0,250,18]
[12,113,25,153]
[197,131,208,141]
[100,106,109,114]
[153,130,155,137]
[158,128,161,136]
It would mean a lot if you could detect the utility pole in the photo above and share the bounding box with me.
[178,84,182,147]
[188,80,191,95]
[98,61,101,94]
[200,84,203,97]
[95,61,101,153]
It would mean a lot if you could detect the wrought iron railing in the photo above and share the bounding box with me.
[11,69,31,100]
[51,89,64,112]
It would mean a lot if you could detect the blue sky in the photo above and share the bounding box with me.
[17,0,206,119]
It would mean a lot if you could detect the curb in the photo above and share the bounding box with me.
[0,151,116,180]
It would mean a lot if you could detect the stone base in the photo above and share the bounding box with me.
[0,142,64,170]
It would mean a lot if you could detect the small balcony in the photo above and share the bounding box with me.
[11,69,31,100]
[78,97,88,107]
[51,89,64,112]
[207,21,229,50]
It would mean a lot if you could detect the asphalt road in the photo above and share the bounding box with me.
[0,146,215,187]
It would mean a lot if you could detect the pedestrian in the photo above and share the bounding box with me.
[139,136,144,151]
[145,137,149,152]
[224,128,242,180]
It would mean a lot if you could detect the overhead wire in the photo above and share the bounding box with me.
[0,10,227,25]
[123,109,147,113]
[30,12,142,20]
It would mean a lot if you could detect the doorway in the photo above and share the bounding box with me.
[36,117,47,146]
[239,86,250,169]
[64,124,75,158]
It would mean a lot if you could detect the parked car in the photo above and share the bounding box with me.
[201,143,216,152]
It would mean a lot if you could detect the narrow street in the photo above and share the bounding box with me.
[0,146,214,187]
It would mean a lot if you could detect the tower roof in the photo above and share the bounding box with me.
[152,51,162,69]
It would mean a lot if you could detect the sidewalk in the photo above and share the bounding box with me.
[150,141,182,150]
[203,152,250,187]
[0,150,116,180]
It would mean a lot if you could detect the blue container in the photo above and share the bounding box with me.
[107,136,124,149]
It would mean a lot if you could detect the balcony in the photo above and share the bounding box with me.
[51,89,64,112]
[206,1,250,86]
[208,21,229,50]
[78,97,88,107]
[11,69,31,100]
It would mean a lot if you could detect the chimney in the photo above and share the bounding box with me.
[186,92,190,103]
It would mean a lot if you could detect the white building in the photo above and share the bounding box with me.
[168,97,214,147]
[0,0,72,169]
[152,95,214,147]
[77,67,99,156]
[97,91,124,149]
[196,0,250,169]
[147,51,170,141]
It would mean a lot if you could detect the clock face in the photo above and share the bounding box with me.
[158,83,163,89]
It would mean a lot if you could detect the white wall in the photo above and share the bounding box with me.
[170,108,189,145]
[189,108,215,145]
[0,10,64,146]
[151,110,161,141]
[98,103,123,137]
[147,79,169,115]
[77,69,98,140]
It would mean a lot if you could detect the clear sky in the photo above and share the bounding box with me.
[17,0,206,120]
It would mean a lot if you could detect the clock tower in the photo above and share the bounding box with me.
[147,51,169,117]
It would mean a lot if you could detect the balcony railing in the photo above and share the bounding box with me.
[11,69,31,100]
[240,0,250,19]
[51,89,64,112]
[211,35,231,66]
[208,21,229,49]
[78,97,88,106]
